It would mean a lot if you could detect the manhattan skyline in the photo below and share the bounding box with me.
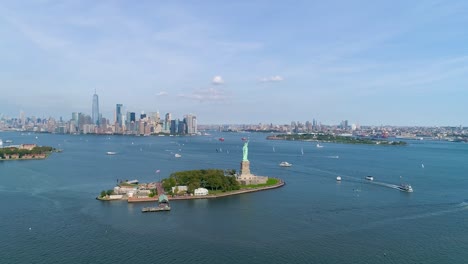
[1,1,468,126]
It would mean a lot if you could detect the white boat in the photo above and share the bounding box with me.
[279,161,292,167]
[336,176,342,181]
[397,184,413,192]
[175,153,182,158]
[316,144,323,148]
[421,164,425,168]
[0,139,3,147]
[301,147,304,156]
[5,140,13,143]
[106,152,117,155]
[365,176,374,181]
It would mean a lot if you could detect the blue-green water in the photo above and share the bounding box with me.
[1,132,467,263]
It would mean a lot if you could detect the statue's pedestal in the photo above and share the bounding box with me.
[237,160,268,185]
[240,160,251,176]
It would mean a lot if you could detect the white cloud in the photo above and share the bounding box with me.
[259,75,284,82]
[178,88,228,102]
[212,75,224,85]
[156,91,168,96]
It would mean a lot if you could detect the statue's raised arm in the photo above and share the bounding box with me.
[242,141,249,161]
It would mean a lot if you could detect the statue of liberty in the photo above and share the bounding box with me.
[242,141,249,161]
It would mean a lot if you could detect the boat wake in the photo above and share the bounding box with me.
[385,202,468,222]
[298,166,409,192]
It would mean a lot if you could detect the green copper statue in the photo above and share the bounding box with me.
[242,141,249,161]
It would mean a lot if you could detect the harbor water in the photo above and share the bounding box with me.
[1,132,467,263]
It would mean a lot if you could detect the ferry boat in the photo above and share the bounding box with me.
[106,152,117,155]
[279,161,292,167]
[365,176,374,181]
[397,184,413,192]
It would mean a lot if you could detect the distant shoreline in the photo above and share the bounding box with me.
[267,134,407,146]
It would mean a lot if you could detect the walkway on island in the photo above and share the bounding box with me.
[156,182,165,196]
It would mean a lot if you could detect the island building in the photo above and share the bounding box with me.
[194,188,209,196]
[237,141,268,185]
[172,185,188,194]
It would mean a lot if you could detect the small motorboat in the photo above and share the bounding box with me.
[174,153,182,158]
[336,176,342,181]
[365,176,374,181]
[106,152,117,155]
[397,184,413,192]
[279,161,292,167]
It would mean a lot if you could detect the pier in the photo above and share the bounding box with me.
[142,205,171,212]
[142,194,170,213]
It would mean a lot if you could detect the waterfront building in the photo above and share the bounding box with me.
[171,186,188,194]
[170,119,179,134]
[71,112,78,130]
[194,188,209,196]
[115,104,123,129]
[163,113,171,133]
[184,114,197,134]
[92,91,100,126]
[178,120,186,135]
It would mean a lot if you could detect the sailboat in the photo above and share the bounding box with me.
[421,163,425,168]
[301,147,304,156]
[272,147,276,152]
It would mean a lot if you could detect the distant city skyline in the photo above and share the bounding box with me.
[1,1,468,126]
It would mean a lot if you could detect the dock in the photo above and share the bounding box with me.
[142,205,171,212]
[142,193,170,212]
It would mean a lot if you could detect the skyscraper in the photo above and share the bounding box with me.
[184,114,197,134]
[92,91,100,126]
[115,104,123,127]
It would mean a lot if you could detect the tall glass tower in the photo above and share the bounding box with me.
[115,104,123,126]
[92,91,100,126]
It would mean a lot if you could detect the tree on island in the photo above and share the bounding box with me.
[161,169,240,194]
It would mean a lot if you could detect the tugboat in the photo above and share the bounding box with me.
[397,184,413,192]
[279,161,292,167]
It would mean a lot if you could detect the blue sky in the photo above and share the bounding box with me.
[0,0,467,126]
